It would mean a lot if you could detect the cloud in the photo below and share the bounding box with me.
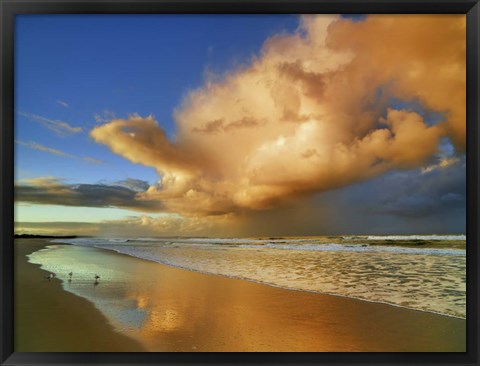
[192,117,265,134]
[421,157,460,174]
[57,100,69,108]
[16,140,103,164]
[15,165,465,236]
[100,213,235,236]
[15,140,74,157]
[12,15,465,236]
[82,156,104,165]
[91,115,195,174]
[114,178,151,192]
[14,213,235,237]
[326,14,466,151]
[18,111,82,136]
[93,110,117,124]
[248,158,465,236]
[365,158,465,219]
[15,177,162,212]
[15,221,99,236]
[86,15,462,219]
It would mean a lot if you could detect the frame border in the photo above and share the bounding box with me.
[1,1,479,365]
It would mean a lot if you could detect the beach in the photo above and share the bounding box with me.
[14,239,145,352]
[15,238,466,352]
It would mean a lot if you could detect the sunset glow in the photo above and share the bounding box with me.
[15,14,466,237]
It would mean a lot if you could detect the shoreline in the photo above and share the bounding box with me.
[15,239,146,352]
[17,238,466,352]
[93,243,466,320]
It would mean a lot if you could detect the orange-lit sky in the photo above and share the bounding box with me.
[15,14,466,237]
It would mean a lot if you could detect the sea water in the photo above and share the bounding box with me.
[32,235,466,319]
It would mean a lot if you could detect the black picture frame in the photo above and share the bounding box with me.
[1,0,479,365]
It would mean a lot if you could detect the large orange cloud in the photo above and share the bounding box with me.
[90,15,465,217]
[326,14,466,150]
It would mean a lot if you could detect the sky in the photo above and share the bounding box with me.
[14,14,466,237]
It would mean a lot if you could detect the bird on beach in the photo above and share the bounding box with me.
[44,273,54,281]
[68,272,73,278]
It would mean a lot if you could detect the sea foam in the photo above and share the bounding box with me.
[51,235,466,318]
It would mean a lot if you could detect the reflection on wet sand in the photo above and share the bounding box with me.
[28,244,466,352]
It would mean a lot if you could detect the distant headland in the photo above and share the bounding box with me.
[14,234,79,239]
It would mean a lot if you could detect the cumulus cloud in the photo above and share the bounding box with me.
[84,15,464,218]
[15,213,235,237]
[100,213,235,236]
[326,14,466,150]
[18,112,82,136]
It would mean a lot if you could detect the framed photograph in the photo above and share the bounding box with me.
[1,0,479,365]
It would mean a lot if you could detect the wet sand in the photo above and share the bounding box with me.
[14,239,145,352]
[15,239,466,352]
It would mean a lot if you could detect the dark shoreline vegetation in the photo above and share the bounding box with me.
[14,234,80,239]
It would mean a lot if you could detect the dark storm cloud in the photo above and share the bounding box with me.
[15,177,163,212]
[241,157,465,236]
[365,159,466,218]
[114,178,151,192]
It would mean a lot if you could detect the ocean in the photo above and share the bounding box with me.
[29,235,466,319]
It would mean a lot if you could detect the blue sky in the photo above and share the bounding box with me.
[15,14,299,184]
[14,14,466,235]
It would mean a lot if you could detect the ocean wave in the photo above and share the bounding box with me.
[44,237,466,319]
[71,244,466,319]
[52,237,465,256]
[344,235,466,241]
[260,243,464,256]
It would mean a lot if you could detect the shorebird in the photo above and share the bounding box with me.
[44,273,54,281]
[68,272,73,278]
[94,274,100,281]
